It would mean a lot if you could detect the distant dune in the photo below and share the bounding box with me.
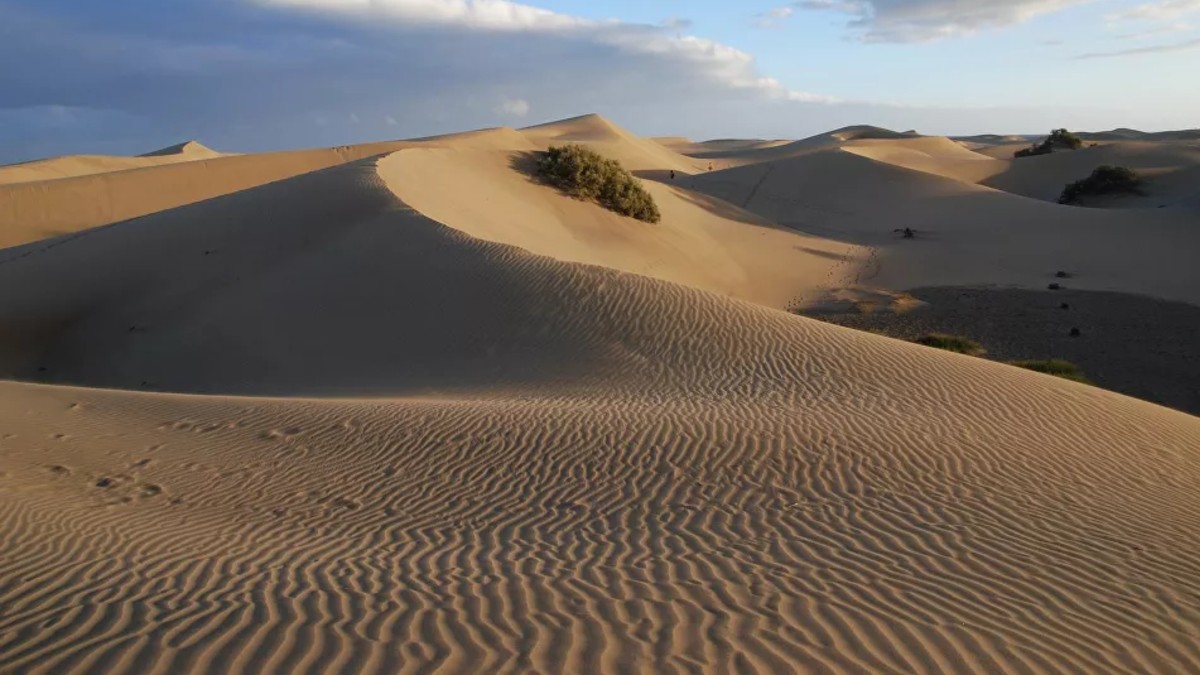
[1079,127,1200,142]
[1,114,1199,675]
[0,140,225,187]
[138,140,224,158]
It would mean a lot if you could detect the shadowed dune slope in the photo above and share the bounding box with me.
[0,147,1199,673]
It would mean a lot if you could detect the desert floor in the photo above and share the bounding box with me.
[1,116,1199,674]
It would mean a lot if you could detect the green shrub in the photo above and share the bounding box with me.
[1047,128,1083,150]
[914,333,987,356]
[536,144,661,223]
[1058,165,1141,205]
[1009,359,1092,384]
[1014,128,1084,158]
[1013,145,1048,158]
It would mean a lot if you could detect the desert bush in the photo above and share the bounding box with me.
[1047,128,1083,150]
[914,333,987,356]
[1058,165,1141,205]
[1009,359,1092,384]
[536,144,661,223]
[1014,128,1084,158]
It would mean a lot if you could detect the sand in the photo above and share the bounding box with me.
[0,141,223,187]
[0,141,416,250]
[1,115,1199,674]
[803,286,1200,415]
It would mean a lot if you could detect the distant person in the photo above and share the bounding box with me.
[708,162,714,171]
[670,170,675,180]
[893,227,915,239]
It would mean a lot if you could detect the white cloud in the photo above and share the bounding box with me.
[256,0,591,31]
[798,0,1094,42]
[252,0,833,103]
[1108,0,1200,21]
[756,7,796,28]
[495,98,531,117]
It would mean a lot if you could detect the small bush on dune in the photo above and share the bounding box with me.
[1009,359,1092,384]
[536,144,661,223]
[914,333,987,356]
[1014,128,1084,158]
[1046,128,1084,150]
[1058,165,1141,205]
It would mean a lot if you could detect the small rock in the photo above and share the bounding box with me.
[95,477,115,489]
[1070,328,1081,337]
[1048,283,1061,291]
[1055,271,1071,278]
[1060,303,1070,310]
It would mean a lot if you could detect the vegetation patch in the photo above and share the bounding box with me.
[536,144,661,223]
[1058,165,1141,205]
[1014,128,1083,158]
[1009,359,1092,384]
[914,333,987,356]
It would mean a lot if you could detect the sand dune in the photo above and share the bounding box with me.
[1080,128,1200,142]
[0,141,414,250]
[980,141,1200,206]
[521,114,700,173]
[654,137,794,158]
[0,141,222,187]
[1,114,1200,674]
[138,140,224,159]
[379,137,857,309]
[689,141,1200,303]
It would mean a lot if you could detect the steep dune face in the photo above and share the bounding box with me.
[1,147,1199,673]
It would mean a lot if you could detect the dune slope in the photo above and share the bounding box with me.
[0,141,224,187]
[0,141,414,250]
[378,136,858,309]
[0,145,1199,674]
[688,146,1200,304]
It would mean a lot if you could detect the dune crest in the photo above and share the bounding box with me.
[138,140,223,158]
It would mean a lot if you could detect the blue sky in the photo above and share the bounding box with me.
[1,0,1197,162]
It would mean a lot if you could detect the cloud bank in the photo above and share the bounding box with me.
[0,0,847,161]
[797,0,1094,42]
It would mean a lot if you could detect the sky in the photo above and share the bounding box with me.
[0,0,1197,162]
